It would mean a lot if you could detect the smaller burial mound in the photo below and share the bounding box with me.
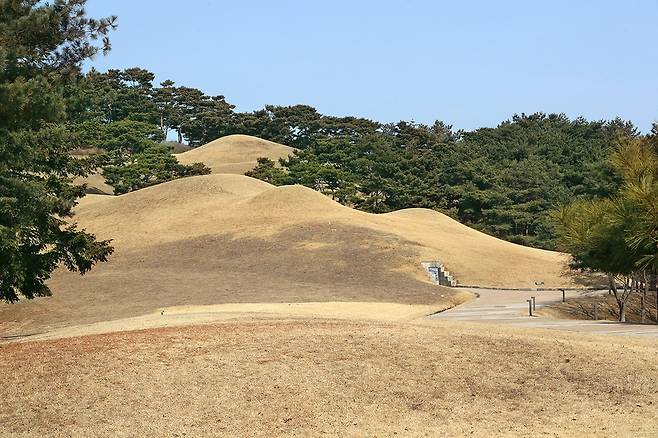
[176,134,295,174]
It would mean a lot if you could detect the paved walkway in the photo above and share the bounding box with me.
[429,288,658,339]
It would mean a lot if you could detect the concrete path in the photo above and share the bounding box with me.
[429,288,658,339]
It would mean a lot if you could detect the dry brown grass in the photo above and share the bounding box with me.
[2,319,657,437]
[175,134,295,174]
[72,170,114,195]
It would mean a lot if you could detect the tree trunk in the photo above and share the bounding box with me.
[177,129,183,144]
[609,275,618,295]
[611,276,628,323]
[619,300,626,322]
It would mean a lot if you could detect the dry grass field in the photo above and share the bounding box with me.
[2,319,658,437]
[175,134,296,174]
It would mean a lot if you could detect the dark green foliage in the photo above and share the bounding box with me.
[259,114,628,248]
[234,105,381,149]
[103,144,210,194]
[552,136,658,321]
[450,114,625,247]
[99,120,164,154]
[179,91,235,146]
[67,67,157,124]
[69,70,234,146]
[0,0,116,302]
[245,158,290,185]
[77,119,164,156]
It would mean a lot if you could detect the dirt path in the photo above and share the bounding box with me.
[5,301,451,343]
[8,288,658,343]
[430,287,658,338]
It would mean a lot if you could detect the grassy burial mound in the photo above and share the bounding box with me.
[0,174,588,334]
[175,134,295,174]
[0,174,463,334]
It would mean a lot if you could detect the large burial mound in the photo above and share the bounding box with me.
[175,134,295,174]
[0,174,590,334]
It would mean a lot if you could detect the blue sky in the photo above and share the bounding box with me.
[86,0,658,132]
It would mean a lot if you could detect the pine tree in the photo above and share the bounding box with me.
[0,0,117,302]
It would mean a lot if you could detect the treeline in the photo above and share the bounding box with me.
[65,67,650,249]
[65,67,383,147]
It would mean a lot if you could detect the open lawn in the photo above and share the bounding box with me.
[2,319,657,437]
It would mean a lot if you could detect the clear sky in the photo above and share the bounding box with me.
[85,0,658,132]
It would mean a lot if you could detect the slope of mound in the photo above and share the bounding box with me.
[176,134,295,174]
[0,174,594,334]
[238,185,352,220]
[379,208,577,288]
[101,172,273,202]
[72,174,276,249]
[72,171,113,195]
